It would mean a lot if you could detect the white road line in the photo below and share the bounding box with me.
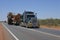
[19,26,60,38]
[2,23,19,40]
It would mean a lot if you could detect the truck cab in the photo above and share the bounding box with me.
[22,11,39,28]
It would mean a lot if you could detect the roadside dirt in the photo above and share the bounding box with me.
[40,25,60,30]
[0,23,10,40]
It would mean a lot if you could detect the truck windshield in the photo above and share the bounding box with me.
[27,15,35,18]
[27,15,35,22]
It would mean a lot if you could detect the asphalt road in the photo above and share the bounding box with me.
[3,23,60,40]
[34,28,60,36]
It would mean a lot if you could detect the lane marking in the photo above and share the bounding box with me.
[2,23,19,40]
[18,26,60,38]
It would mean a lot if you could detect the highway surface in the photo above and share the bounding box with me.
[2,23,60,40]
[35,28,60,36]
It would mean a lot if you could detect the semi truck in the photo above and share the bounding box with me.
[7,11,40,28]
[20,11,39,28]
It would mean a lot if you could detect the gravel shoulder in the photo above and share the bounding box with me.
[40,25,60,31]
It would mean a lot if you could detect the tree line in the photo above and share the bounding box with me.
[38,18,60,27]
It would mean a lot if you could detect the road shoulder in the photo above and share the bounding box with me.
[40,25,60,31]
[0,23,11,40]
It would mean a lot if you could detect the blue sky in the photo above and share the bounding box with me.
[0,0,60,21]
